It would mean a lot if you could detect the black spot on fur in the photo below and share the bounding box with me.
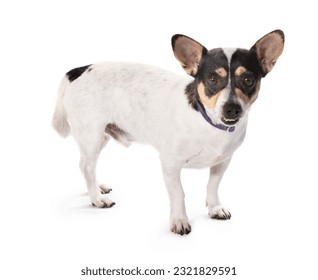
[66,64,92,82]
[184,49,230,111]
[231,49,263,98]
[231,49,263,78]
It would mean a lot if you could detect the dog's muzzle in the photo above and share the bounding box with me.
[221,103,242,125]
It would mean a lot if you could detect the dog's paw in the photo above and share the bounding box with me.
[170,218,191,235]
[91,195,115,208]
[208,205,231,220]
[99,184,112,194]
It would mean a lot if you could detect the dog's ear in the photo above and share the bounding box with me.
[172,34,207,77]
[251,29,284,75]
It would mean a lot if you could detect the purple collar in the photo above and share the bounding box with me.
[196,101,235,132]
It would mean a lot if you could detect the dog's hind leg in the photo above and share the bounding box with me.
[74,127,115,208]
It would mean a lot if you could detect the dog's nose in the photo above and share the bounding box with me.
[222,103,242,120]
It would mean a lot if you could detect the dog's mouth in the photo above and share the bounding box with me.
[221,117,239,125]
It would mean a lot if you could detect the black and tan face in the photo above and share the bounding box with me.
[172,30,284,126]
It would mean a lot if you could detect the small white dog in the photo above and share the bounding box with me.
[52,30,284,235]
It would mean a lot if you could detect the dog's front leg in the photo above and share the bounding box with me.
[206,158,232,220]
[161,161,191,235]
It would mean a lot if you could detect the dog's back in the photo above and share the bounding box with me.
[53,62,192,147]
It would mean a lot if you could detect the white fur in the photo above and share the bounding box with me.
[222,47,236,62]
[52,61,248,234]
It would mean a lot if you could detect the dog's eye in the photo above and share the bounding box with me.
[243,77,254,87]
[208,76,217,86]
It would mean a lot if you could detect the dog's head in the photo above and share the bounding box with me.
[172,30,284,129]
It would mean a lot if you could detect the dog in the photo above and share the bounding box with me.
[52,30,284,235]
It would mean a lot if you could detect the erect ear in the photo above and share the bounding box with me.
[252,29,285,75]
[172,34,207,77]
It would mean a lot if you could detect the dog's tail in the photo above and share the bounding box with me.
[52,77,70,138]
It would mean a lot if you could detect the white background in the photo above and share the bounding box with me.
[1,0,317,279]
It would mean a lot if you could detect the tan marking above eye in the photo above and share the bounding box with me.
[197,82,221,109]
[235,66,247,76]
[215,67,227,77]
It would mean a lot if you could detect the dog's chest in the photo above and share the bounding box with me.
[182,128,246,168]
